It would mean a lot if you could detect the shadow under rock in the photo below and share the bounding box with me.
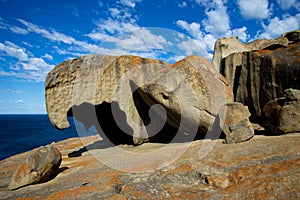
[67,82,226,158]
[68,140,116,158]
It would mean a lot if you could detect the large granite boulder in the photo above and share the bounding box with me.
[45,55,233,145]
[264,88,300,134]
[218,31,300,122]
[8,144,62,190]
[45,55,173,145]
[140,55,233,138]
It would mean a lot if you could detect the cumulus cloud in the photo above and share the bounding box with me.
[176,20,202,39]
[237,0,270,20]
[225,26,249,42]
[201,0,230,35]
[118,0,142,8]
[0,41,29,61]
[257,14,300,38]
[177,38,212,59]
[175,1,250,58]
[86,4,177,58]
[0,41,54,82]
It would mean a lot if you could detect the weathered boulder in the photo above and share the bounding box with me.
[45,55,233,145]
[219,39,300,122]
[212,35,289,71]
[140,55,233,138]
[264,88,300,134]
[217,102,254,143]
[8,144,62,190]
[45,55,172,145]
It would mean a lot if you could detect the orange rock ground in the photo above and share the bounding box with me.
[0,133,299,199]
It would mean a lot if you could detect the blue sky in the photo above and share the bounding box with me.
[0,0,299,114]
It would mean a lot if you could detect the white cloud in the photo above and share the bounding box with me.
[194,0,230,36]
[0,17,7,29]
[238,0,269,20]
[0,41,55,82]
[118,0,142,8]
[9,26,29,34]
[257,14,300,38]
[225,26,249,42]
[202,5,230,35]
[0,41,29,61]
[16,99,24,103]
[176,20,202,39]
[15,19,113,55]
[87,5,173,57]
[18,19,76,44]
[177,38,212,59]
[176,1,250,58]
[42,54,53,61]
[109,8,122,17]
[178,1,187,8]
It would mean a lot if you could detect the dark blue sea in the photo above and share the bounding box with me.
[0,114,97,161]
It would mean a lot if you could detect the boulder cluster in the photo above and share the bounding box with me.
[45,30,300,145]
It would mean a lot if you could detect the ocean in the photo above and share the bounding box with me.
[0,114,97,161]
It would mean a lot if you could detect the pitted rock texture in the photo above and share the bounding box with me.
[217,102,254,143]
[264,88,300,134]
[45,55,232,145]
[8,144,61,190]
[0,134,299,199]
[220,41,300,122]
[45,55,172,145]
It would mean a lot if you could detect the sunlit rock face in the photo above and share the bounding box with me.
[218,30,300,122]
[45,54,232,145]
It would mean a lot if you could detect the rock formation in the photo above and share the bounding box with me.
[212,35,289,71]
[218,31,300,122]
[264,88,300,134]
[45,55,174,145]
[8,144,62,190]
[1,29,300,199]
[45,55,233,145]
[217,102,254,143]
[140,55,233,137]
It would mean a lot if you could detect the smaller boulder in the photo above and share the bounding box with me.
[8,143,62,190]
[217,102,254,143]
[264,88,300,134]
